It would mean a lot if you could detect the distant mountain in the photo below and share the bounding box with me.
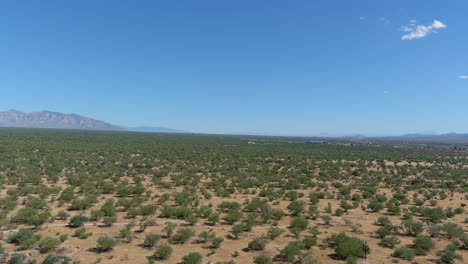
[0,110,123,131]
[124,126,188,133]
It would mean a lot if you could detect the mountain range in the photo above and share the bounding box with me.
[0,110,186,133]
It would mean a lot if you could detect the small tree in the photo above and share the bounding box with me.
[437,244,463,264]
[68,215,88,228]
[96,236,117,252]
[143,233,161,248]
[393,247,415,261]
[380,235,400,248]
[267,227,283,240]
[38,237,61,253]
[42,255,79,264]
[247,236,269,251]
[253,254,273,264]
[153,243,173,260]
[170,228,194,244]
[163,222,177,238]
[412,235,434,255]
[210,236,224,249]
[181,252,203,264]
[277,241,302,262]
[118,227,134,243]
[72,227,92,239]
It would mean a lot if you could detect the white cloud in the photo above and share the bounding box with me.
[459,75,468,79]
[401,20,446,40]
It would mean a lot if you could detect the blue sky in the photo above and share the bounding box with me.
[1,0,467,136]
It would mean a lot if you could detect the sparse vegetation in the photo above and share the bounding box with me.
[0,129,466,263]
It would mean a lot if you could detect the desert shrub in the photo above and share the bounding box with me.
[41,255,79,264]
[198,231,215,243]
[181,252,203,264]
[207,213,220,225]
[55,210,70,220]
[302,236,317,249]
[153,243,173,260]
[72,228,92,239]
[267,227,283,240]
[253,254,273,264]
[393,247,415,261]
[400,219,423,236]
[210,236,224,249]
[7,229,36,245]
[376,223,396,238]
[248,236,269,251]
[437,244,463,263]
[287,200,305,216]
[440,222,464,239]
[139,204,157,216]
[367,199,384,212]
[224,210,242,224]
[118,227,134,242]
[163,222,177,237]
[170,228,194,244]
[335,208,344,216]
[7,254,36,264]
[335,236,367,260]
[277,241,302,262]
[290,216,309,237]
[380,235,400,248]
[412,235,434,255]
[143,233,161,248]
[38,237,62,253]
[321,215,332,225]
[271,208,285,220]
[68,215,88,228]
[422,207,447,223]
[11,208,50,228]
[96,236,117,252]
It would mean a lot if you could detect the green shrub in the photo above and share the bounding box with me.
[181,252,203,264]
[170,228,194,244]
[380,235,400,248]
[267,227,283,240]
[302,236,317,249]
[38,237,62,253]
[412,235,434,255]
[41,255,79,264]
[96,236,117,252]
[72,228,92,239]
[68,215,88,228]
[393,246,415,261]
[277,241,302,262]
[335,237,367,260]
[248,236,269,251]
[437,244,463,263]
[153,243,173,260]
[253,254,273,264]
[143,233,161,248]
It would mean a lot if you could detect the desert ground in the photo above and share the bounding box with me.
[0,129,466,264]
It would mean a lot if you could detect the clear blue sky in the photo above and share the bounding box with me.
[1,0,467,136]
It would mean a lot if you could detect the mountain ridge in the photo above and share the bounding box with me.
[0,110,188,133]
[0,109,123,131]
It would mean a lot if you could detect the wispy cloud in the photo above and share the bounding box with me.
[459,75,468,79]
[379,17,390,25]
[401,20,447,40]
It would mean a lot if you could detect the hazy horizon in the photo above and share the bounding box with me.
[1,1,467,135]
